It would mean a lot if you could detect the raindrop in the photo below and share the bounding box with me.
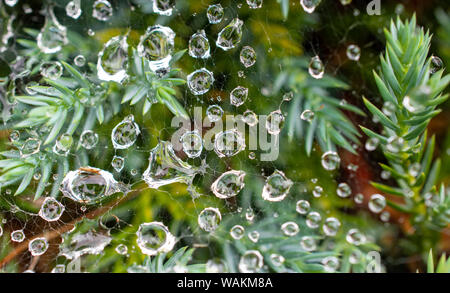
[300,236,317,251]
[346,228,366,246]
[111,115,140,149]
[37,7,68,54]
[368,194,386,213]
[74,55,86,67]
[262,170,293,202]
[153,0,175,16]
[230,86,248,106]
[306,211,322,229]
[230,225,245,239]
[308,56,324,79]
[365,137,379,151]
[53,133,73,156]
[211,170,246,199]
[270,254,285,266]
[248,231,260,243]
[214,129,246,157]
[382,101,395,116]
[265,109,285,135]
[138,25,175,73]
[51,265,65,273]
[136,222,175,256]
[247,0,263,9]
[206,259,227,273]
[198,207,221,232]
[322,256,340,272]
[39,197,65,221]
[5,0,18,7]
[115,244,128,255]
[300,0,321,14]
[323,217,341,236]
[28,237,49,256]
[60,230,112,259]
[386,136,404,153]
[380,211,390,222]
[40,61,63,80]
[354,193,364,204]
[216,18,243,51]
[346,44,361,61]
[242,110,258,126]
[61,166,124,204]
[187,68,214,95]
[313,185,323,198]
[300,110,314,122]
[408,162,421,177]
[206,4,224,24]
[97,35,128,83]
[92,0,113,21]
[80,130,99,150]
[296,199,310,214]
[66,0,82,19]
[283,91,294,102]
[180,130,203,158]
[281,221,299,236]
[188,30,210,59]
[111,155,125,172]
[206,105,223,122]
[321,151,340,171]
[20,138,41,157]
[240,46,256,68]
[239,250,263,273]
[245,208,255,222]
[430,56,443,74]
[349,250,362,264]
[11,230,25,242]
[337,182,351,198]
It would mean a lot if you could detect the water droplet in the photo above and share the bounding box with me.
[37,7,68,54]
[53,133,73,156]
[408,162,421,177]
[206,105,223,122]
[239,250,263,273]
[115,244,128,255]
[430,56,443,74]
[300,236,317,251]
[206,259,227,273]
[281,221,299,236]
[230,86,248,106]
[386,136,404,153]
[382,101,396,116]
[216,18,243,51]
[308,56,324,79]
[142,141,200,189]
[323,217,341,236]
[60,229,112,259]
[240,46,256,68]
[368,194,386,213]
[74,54,86,67]
[245,207,255,222]
[40,61,63,79]
[349,250,362,264]
[138,25,175,73]
[265,109,285,135]
[214,129,245,157]
[9,130,19,141]
[300,0,321,13]
[380,211,390,222]
[28,237,49,256]
[97,35,128,82]
[111,115,140,149]
[248,230,260,243]
[313,185,323,198]
[66,1,82,19]
[198,207,221,232]
[51,265,65,273]
[11,230,25,242]
[206,4,224,24]
[262,170,293,202]
[322,256,339,272]
[92,0,113,21]
[230,225,245,239]
[242,110,258,126]
[354,193,364,204]
[321,151,340,171]
[39,197,65,221]
[337,182,351,198]
[136,222,175,256]
[61,166,124,204]
[5,0,18,7]
[211,170,245,199]
[365,137,379,151]
[153,0,175,16]
[20,138,41,157]
[300,109,314,122]
[80,130,99,150]
[246,0,263,9]
[306,211,322,229]
[188,30,210,59]
[296,199,310,214]
[270,254,285,266]
[111,155,125,172]
[180,130,203,158]
[346,44,361,61]
[187,68,214,95]
[248,152,256,160]
[346,228,366,245]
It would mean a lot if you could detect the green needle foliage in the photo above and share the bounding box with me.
[361,16,450,253]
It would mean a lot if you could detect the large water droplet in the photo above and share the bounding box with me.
[66,0,82,19]
[188,30,210,59]
[230,86,248,107]
[40,61,63,79]
[97,35,128,83]
[300,0,321,13]
[80,130,99,150]
[187,68,214,95]
[37,7,68,54]
[206,4,224,24]
[206,104,223,122]
[306,211,322,228]
[198,207,221,232]
[239,250,263,273]
[28,237,49,256]
[92,0,113,21]
[296,199,310,214]
[211,170,246,199]
[180,130,203,158]
[111,115,140,149]
[153,0,175,16]
[39,197,65,221]
[321,151,340,171]
[216,18,243,51]
[11,230,25,242]
[136,222,175,256]
[230,225,245,239]
[60,230,112,259]
[323,217,341,236]
[214,129,246,157]
[20,138,41,157]
[368,194,386,213]
[138,25,175,73]
[346,44,361,61]
[308,56,324,79]
[61,166,124,204]
[281,221,299,236]
[262,170,293,202]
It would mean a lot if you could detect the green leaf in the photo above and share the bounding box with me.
[362,97,400,132]
[15,167,34,195]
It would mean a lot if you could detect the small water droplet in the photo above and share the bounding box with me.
[111,155,125,172]
[153,0,175,16]
[308,56,324,79]
[296,199,310,214]
[40,61,63,79]
[265,109,285,135]
[281,221,299,236]
[11,230,25,242]
[230,86,248,106]
[300,0,321,13]
[262,170,293,202]
[211,170,246,199]
[214,129,245,157]
[80,130,99,150]
[346,44,361,61]
[300,236,317,251]
[180,130,203,158]
[306,211,322,228]
[188,30,210,59]
[337,182,351,198]
[136,222,175,256]
[39,197,65,221]
[206,104,223,122]
[92,0,113,21]
[74,54,86,67]
[111,115,140,149]
[66,1,82,19]
[300,109,314,122]
[240,46,256,68]
[187,68,214,95]
[239,250,263,273]
[323,217,341,236]
[230,225,245,239]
